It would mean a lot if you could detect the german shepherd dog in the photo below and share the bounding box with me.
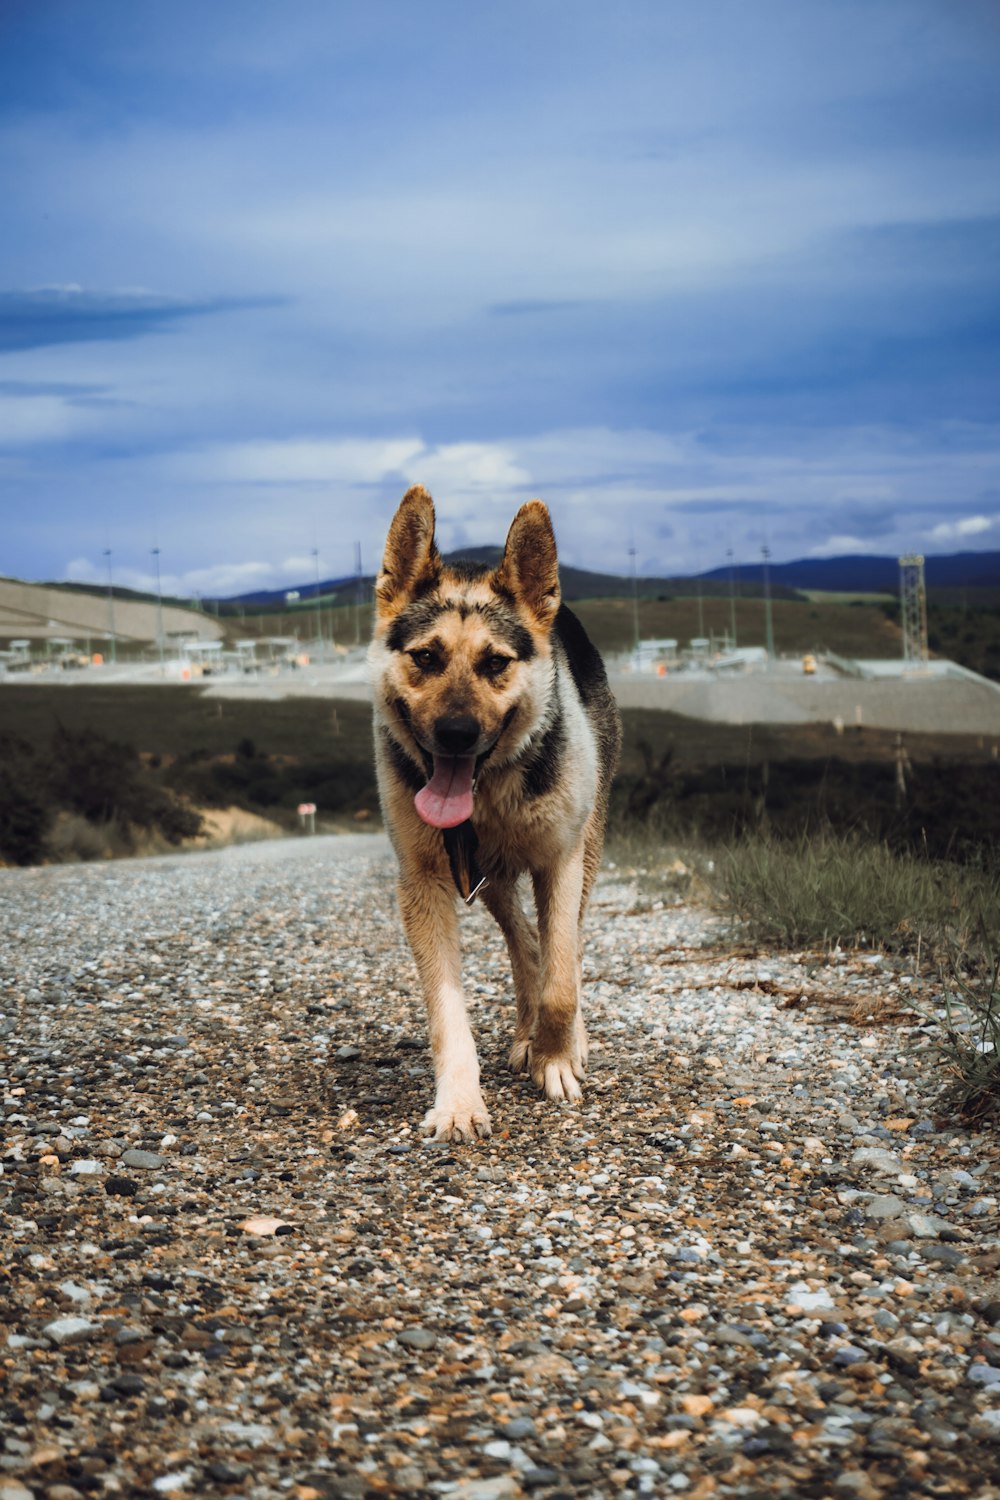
[370,486,622,1141]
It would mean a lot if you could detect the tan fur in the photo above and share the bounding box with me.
[370,486,621,1141]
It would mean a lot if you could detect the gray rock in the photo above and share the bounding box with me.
[865,1194,909,1220]
[121,1149,166,1170]
[850,1147,902,1176]
[905,1212,953,1239]
[397,1328,437,1351]
[42,1316,99,1345]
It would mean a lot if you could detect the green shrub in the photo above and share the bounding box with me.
[717,831,999,953]
[0,735,53,865]
[930,911,1000,1121]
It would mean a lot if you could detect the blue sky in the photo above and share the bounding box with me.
[1,0,998,597]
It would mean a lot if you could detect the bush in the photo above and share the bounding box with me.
[0,724,203,865]
[610,747,1000,863]
[717,831,999,953]
[933,913,1000,1120]
[0,735,52,865]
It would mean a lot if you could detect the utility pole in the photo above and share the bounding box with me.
[354,541,364,647]
[103,547,117,665]
[151,544,164,670]
[898,554,929,670]
[312,546,323,662]
[628,542,639,668]
[761,544,775,664]
[727,547,737,649]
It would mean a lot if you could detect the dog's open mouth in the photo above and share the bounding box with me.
[414,755,476,829]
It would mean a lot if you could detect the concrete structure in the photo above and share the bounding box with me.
[0,577,224,649]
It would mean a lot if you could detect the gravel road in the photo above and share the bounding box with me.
[2,834,999,1500]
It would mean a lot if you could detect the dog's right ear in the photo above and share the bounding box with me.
[375,486,441,619]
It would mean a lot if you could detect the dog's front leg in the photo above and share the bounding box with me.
[530,845,587,1103]
[480,879,541,1074]
[397,869,491,1142]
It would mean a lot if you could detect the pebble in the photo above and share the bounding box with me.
[1,833,997,1498]
[40,1317,98,1346]
[120,1149,166,1170]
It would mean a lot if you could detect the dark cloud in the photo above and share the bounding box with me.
[0,288,285,352]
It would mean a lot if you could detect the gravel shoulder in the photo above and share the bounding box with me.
[2,835,999,1500]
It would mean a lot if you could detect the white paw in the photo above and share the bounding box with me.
[422,1099,492,1142]
[532,1055,584,1103]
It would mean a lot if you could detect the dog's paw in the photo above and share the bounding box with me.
[576,1011,590,1068]
[508,1034,532,1073]
[422,1099,492,1143]
[532,1053,584,1103]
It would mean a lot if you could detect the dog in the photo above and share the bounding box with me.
[370,486,622,1141]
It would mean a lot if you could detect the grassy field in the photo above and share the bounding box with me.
[2,681,997,861]
[228,593,904,661]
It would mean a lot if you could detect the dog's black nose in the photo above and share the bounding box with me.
[434,715,480,755]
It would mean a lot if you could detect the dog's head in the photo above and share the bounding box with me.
[371,485,560,828]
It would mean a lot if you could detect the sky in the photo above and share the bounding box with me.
[1,0,999,598]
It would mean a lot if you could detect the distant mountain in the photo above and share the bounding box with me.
[214,551,797,609]
[209,548,998,609]
[697,551,999,593]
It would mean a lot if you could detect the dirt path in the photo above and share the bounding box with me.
[2,836,998,1498]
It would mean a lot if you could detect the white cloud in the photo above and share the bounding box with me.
[807,534,871,557]
[66,555,284,599]
[180,437,425,485]
[927,514,994,542]
[0,393,91,446]
[405,442,530,495]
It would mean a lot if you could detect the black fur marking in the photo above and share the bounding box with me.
[387,592,535,662]
[479,603,535,661]
[380,725,427,794]
[446,559,492,582]
[554,604,608,706]
[386,599,447,653]
[521,707,566,800]
[475,705,518,774]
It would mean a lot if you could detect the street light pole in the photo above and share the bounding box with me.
[151,545,164,670]
[312,546,323,662]
[727,547,737,649]
[103,547,117,665]
[761,544,775,665]
[628,542,639,668]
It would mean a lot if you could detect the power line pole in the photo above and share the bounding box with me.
[312,546,323,661]
[761,544,775,664]
[151,544,164,670]
[628,542,639,667]
[354,541,364,646]
[727,547,737,648]
[899,554,929,670]
[103,547,117,665]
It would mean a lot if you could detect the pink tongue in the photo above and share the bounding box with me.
[414,755,476,829]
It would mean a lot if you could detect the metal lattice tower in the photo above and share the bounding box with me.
[898,554,929,669]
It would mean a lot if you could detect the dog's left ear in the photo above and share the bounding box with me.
[494,500,560,626]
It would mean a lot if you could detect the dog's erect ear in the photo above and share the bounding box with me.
[375,486,441,618]
[494,500,560,626]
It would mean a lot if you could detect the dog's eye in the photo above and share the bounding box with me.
[482,654,512,679]
[410,648,441,673]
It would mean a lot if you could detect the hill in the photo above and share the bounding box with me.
[211,547,998,610]
[698,550,999,593]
